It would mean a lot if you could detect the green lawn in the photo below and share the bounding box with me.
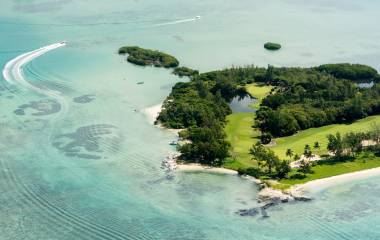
[245,83,272,108]
[224,113,260,170]
[223,83,272,170]
[270,115,380,159]
[278,153,380,187]
[225,82,380,186]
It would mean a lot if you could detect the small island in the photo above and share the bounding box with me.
[264,42,282,51]
[156,61,380,193]
[118,46,179,68]
[124,45,380,205]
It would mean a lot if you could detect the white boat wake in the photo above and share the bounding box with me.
[2,42,69,115]
[152,16,201,27]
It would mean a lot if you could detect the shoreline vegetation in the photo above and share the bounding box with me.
[118,46,179,68]
[122,45,380,202]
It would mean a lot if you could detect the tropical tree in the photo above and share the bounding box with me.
[275,160,291,178]
[304,144,313,160]
[327,132,344,158]
[286,149,294,159]
[370,123,380,144]
[298,159,312,175]
[250,142,279,174]
[343,132,364,156]
[314,141,320,151]
[260,133,272,145]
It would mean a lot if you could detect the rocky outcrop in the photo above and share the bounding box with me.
[258,188,295,203]
[236,186,312,218]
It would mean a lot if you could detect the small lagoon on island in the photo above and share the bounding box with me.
[229,95,257,113]
[1,0,380,239]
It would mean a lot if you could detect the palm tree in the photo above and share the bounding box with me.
[314,141,320,154]
[286,149,294,159]
[314,141,320,150]
[304,144,313,161]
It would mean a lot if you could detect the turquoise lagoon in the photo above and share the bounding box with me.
[1,0,380,239]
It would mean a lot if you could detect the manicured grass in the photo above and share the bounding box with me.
[224,113,260,170]
[245,83,273,108]
[279,153,380,187]
[270,115,380,159]
[224,84,273,170]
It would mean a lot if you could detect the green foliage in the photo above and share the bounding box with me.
[298,160,312,175]
[173,67,199,77]
[327,131,368,159]
[303,144,313,159]
[286,148,293,159]
[250,143,290,178]
[317,63,379,82]
[118,46,179,68]
[178,121,230,166]
[250,143,278,174]
[314,141,320,150]
[343,132,365,156]
[237,167,262,178]
[264,42,282,51]
[327,132,344,158]
[157,81,231,129]
[276,160,291,178]
[256,65,380,137]
[260,133,272,144]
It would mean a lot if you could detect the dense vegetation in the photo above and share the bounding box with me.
[317,63,379,82]
[158,63,380,167]
[118,46,179,68]
[158,66,265,165]
[264,42,281,50]
[172,67,199,77]
[256,64,380,137]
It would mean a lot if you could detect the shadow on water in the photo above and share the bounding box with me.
[14,99,61,116]
[73,94,96,104]
[52,124,122,159]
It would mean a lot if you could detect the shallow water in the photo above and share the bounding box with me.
[1,1,380,239]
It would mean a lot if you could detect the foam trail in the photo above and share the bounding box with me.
[152,17,200,27]
[2,42,69,115]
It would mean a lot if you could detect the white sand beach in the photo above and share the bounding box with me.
[177,164,239,175]
[142,103,162,124]
[291,167,380,194]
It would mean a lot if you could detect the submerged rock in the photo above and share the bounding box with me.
[236,208,259,217]
[293,195,312,202]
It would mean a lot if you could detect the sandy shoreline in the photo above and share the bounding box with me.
[176,164,239,175]
[142,103,163,124]
[143,105,380,195]
[291,167,380,194]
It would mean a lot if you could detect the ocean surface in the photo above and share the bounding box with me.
[1,1,380,239]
